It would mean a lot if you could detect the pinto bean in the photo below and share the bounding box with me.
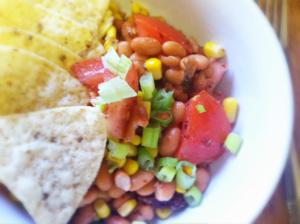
[121,22,137,41]
[114,170,131,191]
[130,171,155,191]
[95,162,113,192]
[165,68,185,86]
[160,55,181,67]
[180,54,209,77]
[136,180,156,196]
[131,37,162,56]
[174,86,189,102]
[106,216,130,224]
[73,205,97,224]
[196,168,210,192]
[159,127,181,156]
[112,194,132,210]
[162,41,187,58]
[108,185,126,199]
[172,101,185,124]
[154,182,176,202]
[117,41,133,57]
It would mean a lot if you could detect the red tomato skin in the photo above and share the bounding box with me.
[71,58,115,92]
[176,91,231,164]
[134,14,193,54]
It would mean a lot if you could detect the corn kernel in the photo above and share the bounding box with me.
[176,186,186,194]
[222,97,238,123]
[142,101,151,118]
[104,39,117,52]
[203,41,225,58]
[106,152,126,167]
[127,144,138,157]
[183,165,193,176]
[137,91,144,101]
[131,135,141,146]
[131,2,149,16]
[106,26,117,40]
[145,147,158,158]
[145,58,162,80]
[123,159,139,175]
[94,199,111,219]
[99,10,114,39]
[155,208,172,219]
[117,199,137,217]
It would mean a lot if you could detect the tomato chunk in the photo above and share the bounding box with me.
[71,58,115,92]
[134,14,193,54]
[176,91,231,164]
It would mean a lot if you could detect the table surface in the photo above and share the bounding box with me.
[256,0,300,223]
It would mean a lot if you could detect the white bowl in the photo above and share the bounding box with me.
[0,0,294,223]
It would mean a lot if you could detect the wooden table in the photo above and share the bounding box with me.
[256,0,300,223]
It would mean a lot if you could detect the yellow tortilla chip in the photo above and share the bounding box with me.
[0,46,89,115]
[0,0,95,54]
[0,27,80,70]
[37,0,110,32]
[0,106,107,224]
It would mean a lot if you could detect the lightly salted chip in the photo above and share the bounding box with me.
[0,106,107,224]
[0,46,89,116]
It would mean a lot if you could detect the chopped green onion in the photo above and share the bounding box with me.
[176,161,196,190]
[156,166,176,183]
[184,186,203,207]
[102,47,132,79]
[108,163,119,174]
[196,104,206,113]
[108,140,132,159]
[140,73,155,100]
[151,89,174,112]
[158,157,178,168]
[98,77,137,104]
[138,148,154,171]
[151,111,173,127]
[141,126,161,148]
[224,132,243,155]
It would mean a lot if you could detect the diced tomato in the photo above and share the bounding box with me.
[124,100,149,141]
[134,14,193,54]
[106,98,135,139]
[125,64,139,91]
[176,91,231,164]
[71,58,115,92]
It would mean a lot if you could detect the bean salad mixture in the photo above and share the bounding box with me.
[70,2,242,224]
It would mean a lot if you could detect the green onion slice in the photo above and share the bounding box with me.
[151,111,173,127]
[224,132,243,155]
[151,89,174,112]
[141,125,161,148]
[158,157,178,168]
[140,73,155,100]
[102,47,132,79]
[108,139,132,159]
[176,169,196,190]
[98,77,137,104]
[138,148,154,171]
[184,186,203,207]
[175,161,196,190]
[196,104,206,113]
[156,166,176,183]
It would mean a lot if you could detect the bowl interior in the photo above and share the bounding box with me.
[0,0,293,223]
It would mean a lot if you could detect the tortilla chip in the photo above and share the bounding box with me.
[0,0,96,54]
[0,106,107,224]
[0,46,89,115]
[0,27,80,69]
[37,0,110,33]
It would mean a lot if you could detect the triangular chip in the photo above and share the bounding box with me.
[0,106,107,224]
[0,46,89,115]
[36,0,110,32]
[0,0,96,54]
[0,26,80,69]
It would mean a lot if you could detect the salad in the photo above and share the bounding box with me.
[70,2,242,224]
